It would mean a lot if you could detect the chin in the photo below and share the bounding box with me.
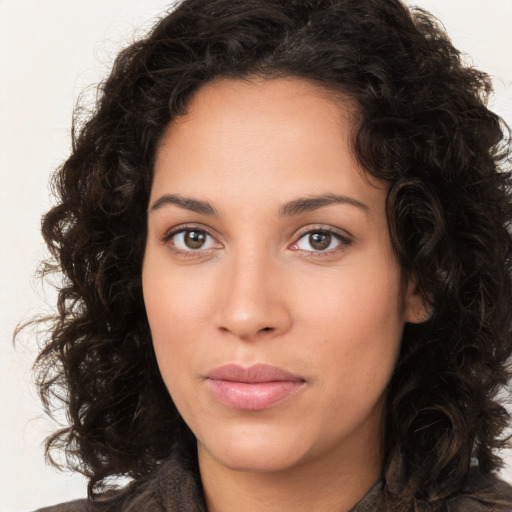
[197,426,310,473]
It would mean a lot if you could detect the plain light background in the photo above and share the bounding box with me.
[1,1,511,511]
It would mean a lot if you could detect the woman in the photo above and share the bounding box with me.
[33,0,512,510]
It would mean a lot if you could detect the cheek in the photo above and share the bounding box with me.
[144,244,208,319]
[142,252,215,372]
[294,258,404,385]
[297,258,404,336]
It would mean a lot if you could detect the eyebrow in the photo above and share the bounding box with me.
[150,194,218,215]
[278,193,369,216]
[149,193,369,216]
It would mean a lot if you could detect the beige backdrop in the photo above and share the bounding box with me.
[1,0,511,510]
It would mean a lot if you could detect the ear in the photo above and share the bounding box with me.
[404,276,432,324]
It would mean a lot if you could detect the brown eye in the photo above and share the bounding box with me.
[184,230,207,249]
[167,229,218,252]
[309,232,331,250]
[295,229,347,253]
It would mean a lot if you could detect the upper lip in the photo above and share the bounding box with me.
[206,364,305,383]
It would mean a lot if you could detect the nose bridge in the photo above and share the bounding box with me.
[215,241,290,341]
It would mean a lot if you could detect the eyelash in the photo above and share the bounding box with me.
[162,225,221,259]
[291,227,352,258]
[161,224,352,259]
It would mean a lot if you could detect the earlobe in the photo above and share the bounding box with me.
[404,278,433,324]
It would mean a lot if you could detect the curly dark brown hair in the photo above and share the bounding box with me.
[33,0,512,507]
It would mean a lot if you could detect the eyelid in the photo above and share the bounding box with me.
[161,224,222,257]
[293,224,353,242]
[162,223,216,242]
[290,225,353,256]
[161,223,353,258]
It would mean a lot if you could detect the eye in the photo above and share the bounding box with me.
[164,228,220,252]
[292,229,350,254]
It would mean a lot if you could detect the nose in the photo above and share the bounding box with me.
[213,250,292,342]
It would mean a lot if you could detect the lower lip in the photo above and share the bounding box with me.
[206,379,305,411]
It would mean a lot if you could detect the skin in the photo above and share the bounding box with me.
[142,77,427,512]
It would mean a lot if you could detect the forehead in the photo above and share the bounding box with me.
[155,76,358,174]
[151,76,383,215]
[168,76,356,138]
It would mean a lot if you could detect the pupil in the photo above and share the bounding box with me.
[185,231,206,249]
[310,232,330,250]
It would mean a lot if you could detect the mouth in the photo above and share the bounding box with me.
[205,364,306,411]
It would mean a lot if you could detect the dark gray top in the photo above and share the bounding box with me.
[35,452,512,512]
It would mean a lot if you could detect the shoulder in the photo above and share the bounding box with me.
[31,472,153,512]
[32,449,205,512]
[31,484,147,512]
[31,480,148,512]
[445,469,512,511]
[34,498,101,512]
[363,471,512,511]
[33,493,125,512]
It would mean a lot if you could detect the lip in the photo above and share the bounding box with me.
[205,364,306,411]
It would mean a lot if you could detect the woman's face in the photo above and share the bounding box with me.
[143,77,424,476]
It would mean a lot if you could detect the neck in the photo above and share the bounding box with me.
[198,436,381,512]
